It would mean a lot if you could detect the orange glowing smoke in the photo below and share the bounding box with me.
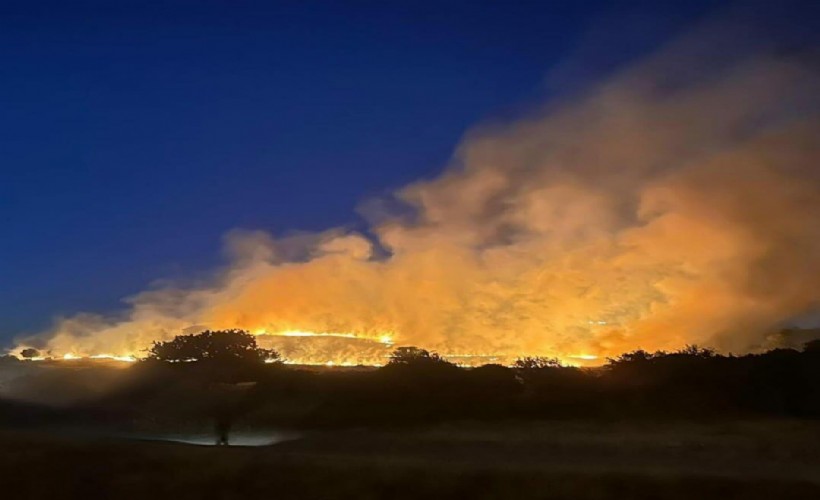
[10,16,820,366]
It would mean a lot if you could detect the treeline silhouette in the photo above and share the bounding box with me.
[73,332,820,429]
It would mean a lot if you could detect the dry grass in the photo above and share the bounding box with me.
[2,420,819,499]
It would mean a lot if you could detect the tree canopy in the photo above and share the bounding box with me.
[19,348,41,359]
[513,356,563,370]
[387,346,453,367]
[147,329,280,365]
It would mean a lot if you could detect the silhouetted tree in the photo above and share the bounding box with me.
[387,346,453,367]
[19,348,41,359]
[147,329,280,365]
[674,344,716,358]
[513,356,563,370]
[606,349,658,367]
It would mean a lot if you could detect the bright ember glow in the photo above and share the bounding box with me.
[256,329,394,344]
[90,354,138,363]
[13,332,612,367]
[27,353,138,363]
[254,330,396,366]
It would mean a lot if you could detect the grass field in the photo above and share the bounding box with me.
[3,420,819,499]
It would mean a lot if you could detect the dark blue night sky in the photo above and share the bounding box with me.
[1,1,731,343]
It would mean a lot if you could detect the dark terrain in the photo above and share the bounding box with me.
[3,420,819,499]
[2,339,820,499]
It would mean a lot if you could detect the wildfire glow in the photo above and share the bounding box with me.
[8,21,820,368]
[253,329,394,344]
[21,353,139,363]
[278,331,356,340]
[90,354,138,363]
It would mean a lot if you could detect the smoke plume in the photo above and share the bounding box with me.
[13,13,820,364]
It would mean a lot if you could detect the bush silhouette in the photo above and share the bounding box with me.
[514,356,563,370]
[147,329,280,365]
[19,348,40,359]
[387,346,454,367]
[66,338,820,427]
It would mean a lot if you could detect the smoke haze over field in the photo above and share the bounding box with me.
[12,11,820,364]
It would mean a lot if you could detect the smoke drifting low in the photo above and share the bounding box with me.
[13,14,820,364]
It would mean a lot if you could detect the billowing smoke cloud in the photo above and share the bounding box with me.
[13,13,820,364]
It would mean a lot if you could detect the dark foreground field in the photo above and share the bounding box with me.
[3,420,819,500]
